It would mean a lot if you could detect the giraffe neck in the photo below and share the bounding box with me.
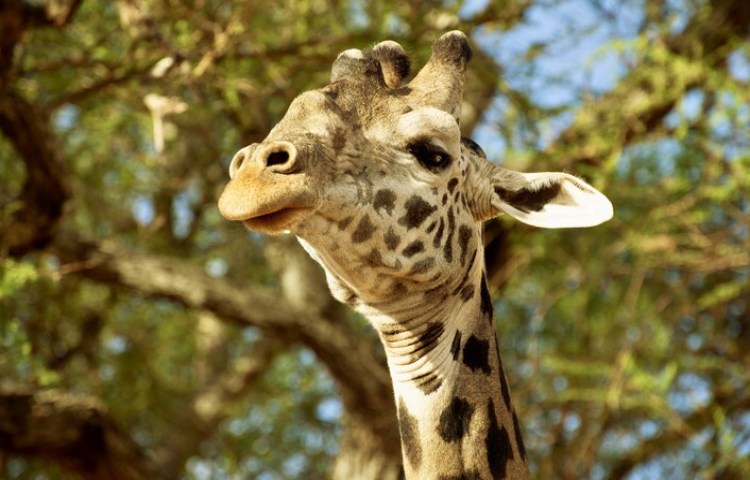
[357,253,530,480]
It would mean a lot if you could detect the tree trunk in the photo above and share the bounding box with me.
[332,412,403,480]
[0,386,161,480]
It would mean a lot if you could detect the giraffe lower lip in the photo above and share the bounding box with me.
[242,208,310,233]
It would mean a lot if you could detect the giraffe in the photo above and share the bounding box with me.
[218,31,613,480]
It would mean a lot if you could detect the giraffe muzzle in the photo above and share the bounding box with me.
[217,141,317,234]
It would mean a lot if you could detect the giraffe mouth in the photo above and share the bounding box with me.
[241,207,312,234]
[218,172,317,234]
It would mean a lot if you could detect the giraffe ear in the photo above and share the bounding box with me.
[490,171,613,228]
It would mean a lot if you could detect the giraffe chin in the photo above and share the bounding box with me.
[241,207,312,235]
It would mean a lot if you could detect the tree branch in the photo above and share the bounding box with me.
[50,231,402,473]
[0,2,76,258]
[0,91,70,257]
[46,0,85,27]
[544,0,750,170]
[262,236,403,475]
[605,389,750,480]
[154,338,282,477]
[0,385,161,480]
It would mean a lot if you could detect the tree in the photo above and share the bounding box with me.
[1,0,748,478]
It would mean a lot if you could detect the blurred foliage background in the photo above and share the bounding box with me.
[1,0,749,479]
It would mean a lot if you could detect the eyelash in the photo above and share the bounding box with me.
[406,141,452,172]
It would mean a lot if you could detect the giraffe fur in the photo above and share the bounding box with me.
[218,31,612,479]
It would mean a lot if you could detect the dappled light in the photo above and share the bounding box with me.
[1,0,749,479]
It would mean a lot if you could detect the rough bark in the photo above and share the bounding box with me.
[332,411,403,480]
[0,92,70,257]
[0,1,73,257]
[50,231,403,478]
[0,386,161,480]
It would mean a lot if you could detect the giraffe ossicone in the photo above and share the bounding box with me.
[218,30,612,480]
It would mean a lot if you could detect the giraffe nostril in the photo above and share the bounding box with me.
[267,150,290,167]
[229,150,246,178]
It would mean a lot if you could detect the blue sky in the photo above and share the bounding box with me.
[45,1,745,477]
[465,0,639,161]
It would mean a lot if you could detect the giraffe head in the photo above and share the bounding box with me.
[218,31,613,306]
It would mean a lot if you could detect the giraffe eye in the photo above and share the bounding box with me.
[407,141,452,172]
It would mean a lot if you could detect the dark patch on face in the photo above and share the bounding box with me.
[459,284,475,302]
[438,396,474,442]
[443,207,455,263]
[412,321,444,356]
[442,193,448,205]
[512,409,527,461]
[447,177,459,193]
[384,227,401,251]
[352,214,377,243]
[398,398,422,470]
[398,195,437,229]
[365,248,382,267]
[458,225,472,265]
[461,136,486,158]
[374,189,397,216]
[433,218,445,248]
[321,91,359,127]
[426,220,437,234]
[494,183,562,213]
[337,216,354,230]
[480,275,493,321]
[462,335,491,375]
[450,330,462,361]
[486,399,513,479]
[402,240,425,258]
[409,258,435,275]
[332,126,347,152]
[412,371,443,395]
[457,192,465,209]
